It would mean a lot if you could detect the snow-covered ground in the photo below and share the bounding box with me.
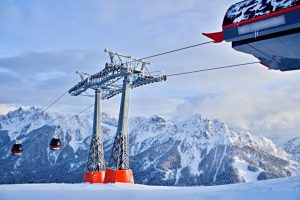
[1,175,300,200]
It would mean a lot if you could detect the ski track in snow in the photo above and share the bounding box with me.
[0,175,300,200]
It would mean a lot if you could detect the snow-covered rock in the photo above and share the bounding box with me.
[0,107,299,185]
[282,137,300,162]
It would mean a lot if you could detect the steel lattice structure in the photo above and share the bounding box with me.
[86,91,106,172]
[68,49,166,177]
[69,49,166,99]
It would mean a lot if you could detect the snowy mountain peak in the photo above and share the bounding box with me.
[178,114,239,147]
[283,137,300,162]
[0,107,299,185]
[5,106,42,119]
[102,112,118,127]
[150,115,168,124]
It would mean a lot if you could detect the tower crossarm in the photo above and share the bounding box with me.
[131,73,167,89]
[102,88,123,99]
[103,73,167,99]
[68,66,129,96]
[68,49,166,99]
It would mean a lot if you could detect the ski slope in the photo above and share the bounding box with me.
[1,175,300,200]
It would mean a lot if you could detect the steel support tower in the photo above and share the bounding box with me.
[108,77,130,170]
[83,90,106,183]
[104,76,133,183]
[68,49,166,184]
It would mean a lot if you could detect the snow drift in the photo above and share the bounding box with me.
[0,175,300,200]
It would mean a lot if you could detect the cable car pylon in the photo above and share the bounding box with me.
[68,49,166,184]
[104,76,133,183]
[83,90,106,183]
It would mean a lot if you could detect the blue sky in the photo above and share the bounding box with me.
[1,0,300,141]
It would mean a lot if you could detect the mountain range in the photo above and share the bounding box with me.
[0,106,299,186]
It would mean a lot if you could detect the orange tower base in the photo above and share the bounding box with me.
[83,171,105,183]
[83,171,92,183]
[115,169,134,184]
[104,168,134,184]
[103,168,116,183]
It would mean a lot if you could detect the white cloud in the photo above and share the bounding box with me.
[35,71,66,81]
[172,72,300,139]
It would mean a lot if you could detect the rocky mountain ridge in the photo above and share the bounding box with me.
[0,107,299,185]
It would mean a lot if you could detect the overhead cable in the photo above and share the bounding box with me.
[140,41,213,60]
[44,91,69,112]
[166,61,260,77]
